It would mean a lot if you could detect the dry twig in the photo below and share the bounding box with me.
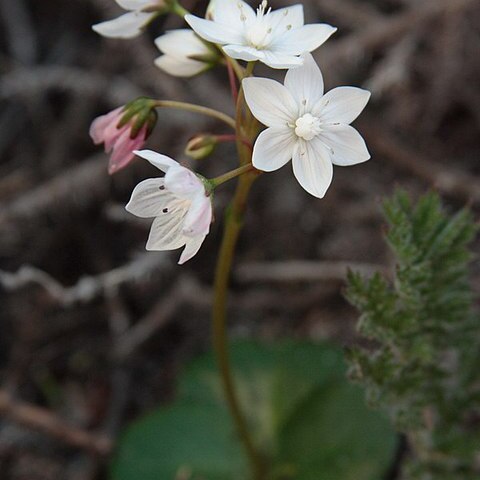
[0,390,112,456]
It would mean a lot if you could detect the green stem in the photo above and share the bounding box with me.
[170,0,189,17]
[153,100,236,130]
[212,172,265,480]
[211,59,264,478]
[211,164,255,187]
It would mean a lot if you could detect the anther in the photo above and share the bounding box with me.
[163,208,168,213]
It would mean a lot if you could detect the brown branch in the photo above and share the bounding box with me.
[0,390,112,456]
[236,260,387,284]
[0,253,170,306]
[319,0,476,76]
[0,154,108,229]
[361,122,480,205]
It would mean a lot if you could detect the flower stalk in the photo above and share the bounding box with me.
[212,172,264,480]
[211,67,264,478]
[153,100,236,129]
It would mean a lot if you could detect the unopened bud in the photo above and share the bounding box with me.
[185,134,218,160]
[119,97,157,139]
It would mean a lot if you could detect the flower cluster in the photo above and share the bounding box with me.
[90,0,371,263]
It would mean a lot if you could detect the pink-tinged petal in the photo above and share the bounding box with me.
[292,138,333,198]
[182,194,212,237]
[314,87,371,125]
[103,123,128,152]
[89,107,123,145]
[125,178,171,218]
[319,124,370,166]
[134,150,179,172]
[243,77,298,128]
[146,214,188,251]
[252,127,296,172]
[185,14,243,45]
[284,53,324,113]
[267,4,304,32]
[212,0,255,26]
[272,23,337,55]
[92,11,154,39]
[109,127,146,174]
[178,235,206,264]
[164,166,204,199]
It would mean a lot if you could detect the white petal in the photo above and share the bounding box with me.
[284,53,324,113]
[212,0,255,25]
[185,14,243,45]
[182,194,212,237]
[242,77,298,128]
[252,127,296,172]
[125,178,171,218]
[116,0,154,10]
[261,50,304,69]
[222,44,266,62]
[92,11,154,39]
[164,166,204,199]
[267,4,304,32]
[134,150,178,172]
[314,87,371,125]
[146,212,187,251]
[319,124,370,166]
[154,30,209,57]
[292,139,333,198]
[272,24,337,55]
[155,55,207,77]
[178,235,206,264]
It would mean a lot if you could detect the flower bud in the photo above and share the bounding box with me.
[185,134,218,160]
[90,97,158,174]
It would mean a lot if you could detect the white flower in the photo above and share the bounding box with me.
[92,0,164,39]
[243,53,371,198]
[154,30,215,77]
[126,150,213,264]
[185,0,336,69]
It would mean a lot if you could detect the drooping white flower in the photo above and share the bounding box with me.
[126,150,213,264]
[154,30,216,77]
[243,53,371,198]
[92,0,165,39]
[185,0,336,69]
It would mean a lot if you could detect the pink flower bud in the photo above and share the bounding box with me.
[89,106,148,174]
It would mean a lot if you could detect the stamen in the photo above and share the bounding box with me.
[159,185,165,190]
[163,208,168,213]
[286,24,292,30]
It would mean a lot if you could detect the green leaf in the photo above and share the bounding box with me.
[111,402,247,480]
[111,341,397,480]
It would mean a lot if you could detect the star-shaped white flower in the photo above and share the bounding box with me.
[154,30,215,77]
[126,150,213,264]
[92,0,165,39]
[243,53,371,198]
[185,0,336,69]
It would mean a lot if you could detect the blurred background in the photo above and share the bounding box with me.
[0,0,479,478]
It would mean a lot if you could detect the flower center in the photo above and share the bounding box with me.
[294,113,322,141]
[245,0,273,49]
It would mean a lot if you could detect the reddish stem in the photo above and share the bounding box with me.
[226,60,239,104]
[216,134,253,151]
